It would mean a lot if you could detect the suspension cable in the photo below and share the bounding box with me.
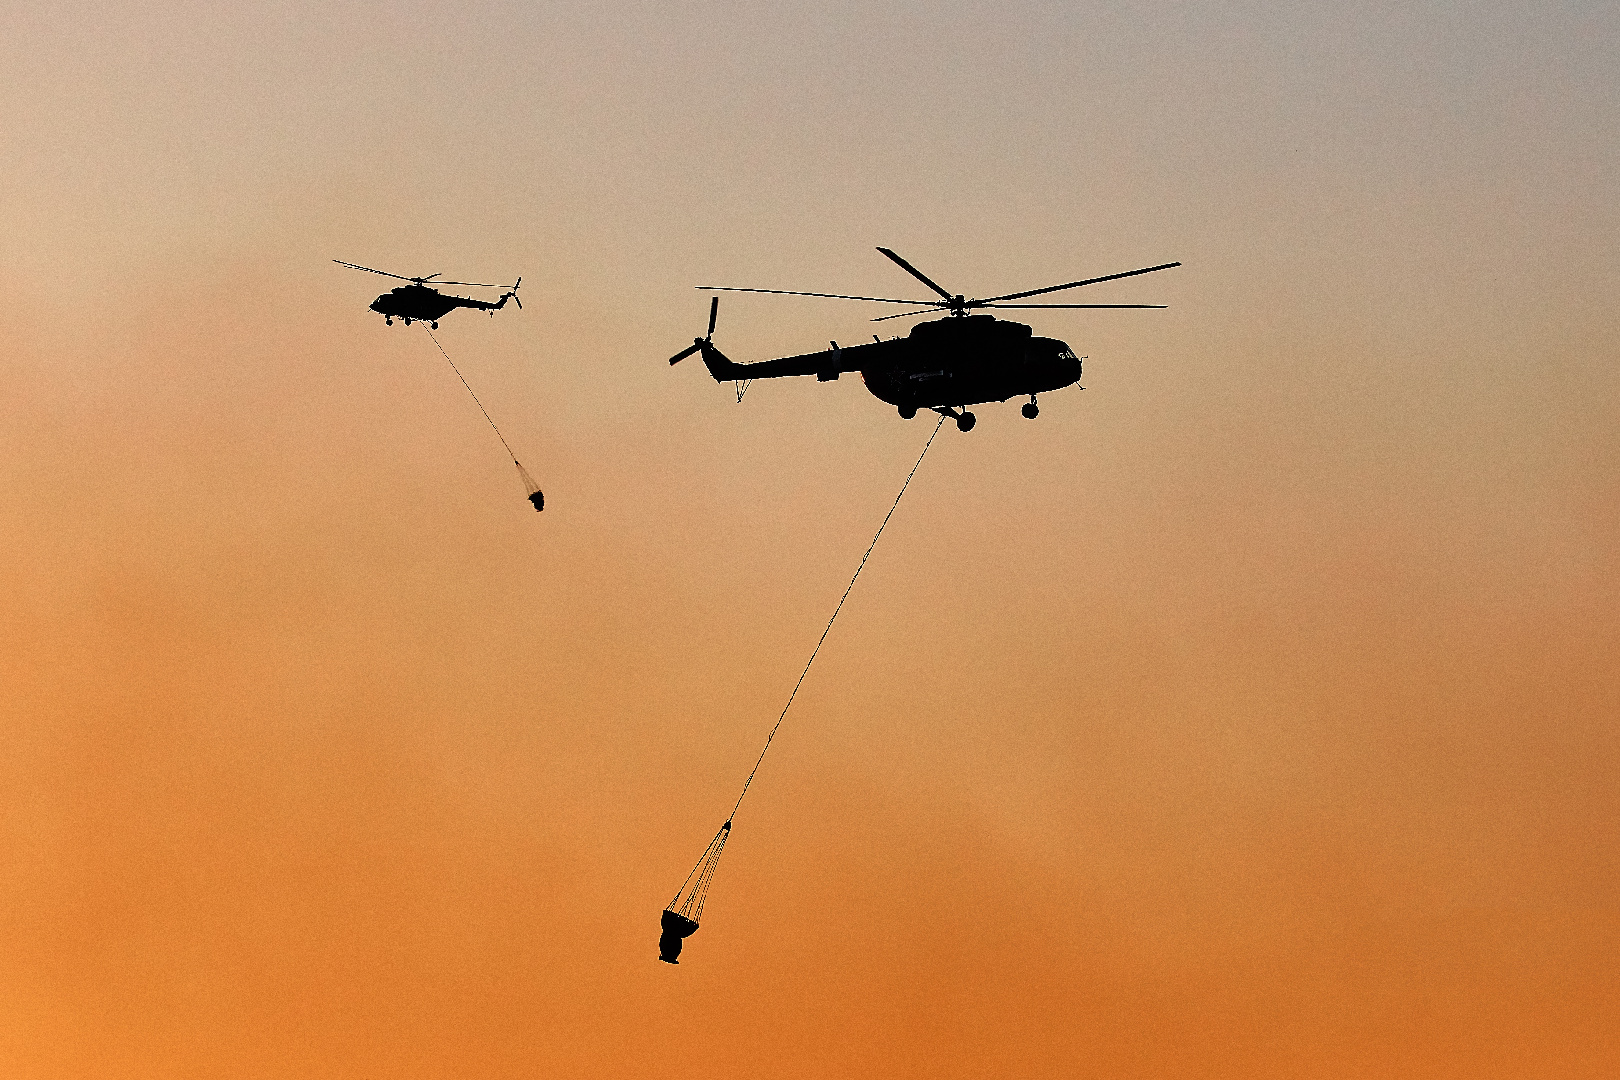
[425,326,520,465]
[727,413,948,822]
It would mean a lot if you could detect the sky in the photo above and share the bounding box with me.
[2,1,1617,1076]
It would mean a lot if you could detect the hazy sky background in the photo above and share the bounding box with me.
[3,1,1617,1076]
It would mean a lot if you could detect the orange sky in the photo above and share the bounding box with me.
[2,2,1617,1077]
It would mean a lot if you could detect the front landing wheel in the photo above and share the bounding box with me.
[956,411,976,432]
[1022,401,1039,419]
[898,404,917,420]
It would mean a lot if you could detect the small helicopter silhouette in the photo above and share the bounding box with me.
[335,260,521,328]
[670,248,1178,430]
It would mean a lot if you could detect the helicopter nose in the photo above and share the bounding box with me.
[1051,341,1081,382]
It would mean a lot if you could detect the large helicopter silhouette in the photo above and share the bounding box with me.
[335,260,521,328]
[670,248,1178,431]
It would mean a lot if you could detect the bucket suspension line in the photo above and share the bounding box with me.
[424,327,544,511]
[729,412,946,822]
[661,414,947,959]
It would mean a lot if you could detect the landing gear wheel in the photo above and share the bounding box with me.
[430,321,439,330]
[956,411,976,432]
[385,317,393,326]
[898,404,917,420]
[1022,401,1039,419]
[403,317,412,326]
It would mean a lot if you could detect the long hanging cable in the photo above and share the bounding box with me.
[425,327,542,506]
[425,326,519,463]
[729,411,948,822]
[665,413,947,927]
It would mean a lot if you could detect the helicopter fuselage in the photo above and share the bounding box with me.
[858,317,1081,411]
[370,283,514,324]
[692,315,1082,414]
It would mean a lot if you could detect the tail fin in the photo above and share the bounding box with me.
[697,342,740,382]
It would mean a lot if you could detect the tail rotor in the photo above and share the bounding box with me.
[668,295,741,382]
[669,295,722,365]
[498,277,522,310]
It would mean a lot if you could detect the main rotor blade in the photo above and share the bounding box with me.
[334,260,414,281]
[875,247,954,301]
[869,303,1168,322]
[698,285,944,306]
[707,295,719,337]
[870,308,946,323]
[979,262,1182,304]
[336,261,516,288]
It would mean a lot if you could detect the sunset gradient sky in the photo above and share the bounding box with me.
[3,1,1617,1076]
